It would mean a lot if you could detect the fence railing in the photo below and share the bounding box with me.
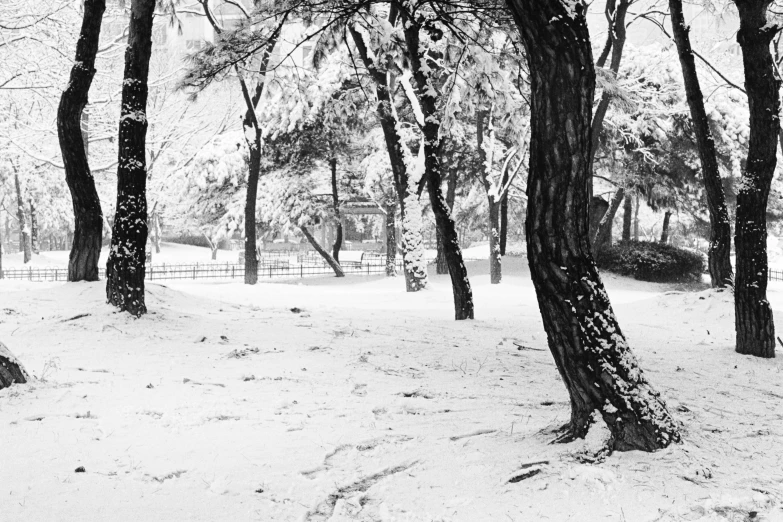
[769,269,783,282]
[0,258,404,282]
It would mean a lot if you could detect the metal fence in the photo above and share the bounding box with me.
[769,269,783,282]
[0,257,403,282]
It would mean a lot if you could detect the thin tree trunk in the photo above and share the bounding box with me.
[330,157,343,262]
[507,0,680,451]
[29,200,39,255]
[0,342,28,390]
[733,0,779,358]
[477,108,502,284]
[301,226,344,277]
[403,21,473,319]
[385,202,397,276]
[660,211,672,244]
[349,25,428,292]
[153,211,161,253]
[499,167,509,256]
[669,0,733,287]
[622,193,632,241]
[593,187,625,256]
[14,172,31,264]
[57,0,104,282]
[488,198,501,284]
[633,192,640,241]
[106,0,154,317]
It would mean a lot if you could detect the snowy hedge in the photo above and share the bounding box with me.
[595,241,705,283]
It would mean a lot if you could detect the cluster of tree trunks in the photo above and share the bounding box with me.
[301,226,345,277]
[507,0,680,450]
[732,0,779,358]
[105,0,155,316]
[57,0,105,282]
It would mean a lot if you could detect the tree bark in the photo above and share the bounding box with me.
[477,108,502,284]
[330,157,343,262]
[500,167,509,256]
[14,172,31,264]
[244,138,260,284]
[106,0,154,317]
[301,226,345,277]
[152,211,161,253]
[436,150,457,273]
[622,193,632,241]
[0,342,28,390]
[435,229,448,274]
[30,200,39,255]
[385,202,397,276]
[507,0,680,451]
[403,21,474,319]
[669,0,733,287]
[349,25,428,292]
[57,0,105,282]
[660,211,672,244]
[633,192,640,241]
[593,188,625,256]
[733,0,779,358]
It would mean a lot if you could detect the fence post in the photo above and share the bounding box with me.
[301,264,303,278]
[150,266,153,280]
[232,266,235,278]
[193,267,196,280]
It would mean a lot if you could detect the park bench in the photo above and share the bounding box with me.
[340,250,364,267]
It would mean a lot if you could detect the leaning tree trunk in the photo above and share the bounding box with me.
[0,342,28,390]
[349,26,427,292]
[105,0,154,317]
[301,226,345,277]
[57,0,105,282]
[593,187,625,257]
[330,157,343,263]
[507,0,680,451]
[733,0,779,358]
[385,202,397,276]
[660,211,672,244]
[622,193,632,241]
[14,172,31,264]
[435,229,448,274]
[29,200,39,255]
[670,0,733,287]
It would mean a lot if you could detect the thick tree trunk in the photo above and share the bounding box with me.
[243,138,261,284]
[385,202,397,276]
[436,153,457,273]
[660,211,672,244]
[622,193,632,241]
[0,342,28,390]
[508,0,680,451]
[349,26,427,292]
[57,0,104,282]
[29,201,39,255]
[330,157,343,263]
[435,229,448,274]
[14,172,31,264]
[593,187,625,256]
[733,0,779,358]
[670,0,733,287]
[301,226,344,277]
[105,0,154,317]
[403,22,473,319]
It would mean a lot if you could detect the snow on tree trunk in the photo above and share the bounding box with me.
[733,0,779,358]
[594,188,624,257]
[348,26,426,292]
[301,226,344,277]
[57,0,105,282]
[30,200,39,255]
[106,0,154,317]
[400,176,429,291]
[508,0,680,451]
[385,202,397,277]
[488,199,502,284]
[14,172,31,264]
[660,211,672,244]
[669,0,733,288]
[477,108,502,284]
[499,179,509,256]
[0,342,28,390]
[244,138,261,285]
[402,21,472,319]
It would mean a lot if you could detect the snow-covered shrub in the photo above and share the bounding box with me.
[596,241,705,283]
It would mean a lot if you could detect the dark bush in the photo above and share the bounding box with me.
[595,241,705,283]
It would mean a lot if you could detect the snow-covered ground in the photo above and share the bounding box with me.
[1,257,782,521]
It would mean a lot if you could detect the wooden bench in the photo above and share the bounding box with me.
[339,250,364,267]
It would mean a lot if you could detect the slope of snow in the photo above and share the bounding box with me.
[0,259,782,521]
